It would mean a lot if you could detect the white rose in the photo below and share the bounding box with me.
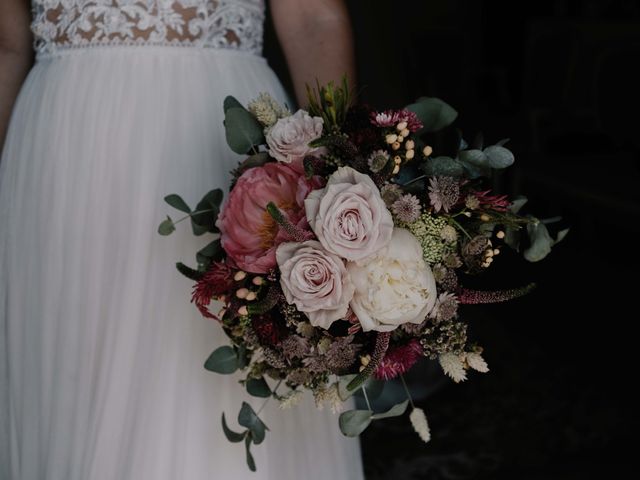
[266,109,324,163]
[348,228,438,332]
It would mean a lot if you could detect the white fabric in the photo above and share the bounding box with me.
[0,25,364,480]
[31,0,265,58]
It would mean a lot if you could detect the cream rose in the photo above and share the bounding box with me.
[266,109,324,163]
[276,240,354,330]
[348,228,437,332]
[304,166,394,262]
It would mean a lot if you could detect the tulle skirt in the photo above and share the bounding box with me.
[0,46,364,480]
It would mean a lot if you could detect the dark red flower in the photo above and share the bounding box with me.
[370,109,423,132]
[191,261,234,319]
[251,313,286,346]
[374,339,423,380]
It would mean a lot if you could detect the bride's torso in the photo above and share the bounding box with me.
[30,0,266,58]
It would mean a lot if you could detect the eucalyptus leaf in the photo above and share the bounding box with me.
[504,226,521,250]
[338,409,373,437]
[484,145,515,169]
[237,151,271,173]
[190,220,209,236]
[371,399,409,420]
[221,413,246,443]
[237,345,250,369]
[496,138,510,147]
[244,435,256,472]
[223,95,244,113]
[163,194,191,213]
[246,377,271,398]
[204,345,238,374]
[459,149,488,167]
[509,196,528,214]
[524,221,553,262]
[338,375,358,401]
[406,97,458,133]
[238,402,268,444]
[192,189,223,232]
[423,156,464,177]
[197,239,222,262]
[157,217,175,236]
[224,107,264,154]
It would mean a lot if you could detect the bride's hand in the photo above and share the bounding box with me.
[270,0,356,107]
[0,0,33,151]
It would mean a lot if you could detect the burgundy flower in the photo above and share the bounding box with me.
[191,261,234,319]
[251,313,286,346]
[472,189,511,212]
[374,339,423,380]
[370,109,423,132]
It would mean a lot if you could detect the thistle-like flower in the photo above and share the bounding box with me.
[440,225,458,243]
[325,336,361,374]
[428,176,460,213]
[367,149,390,173]
[391,194,422,223]
[374,339,423,380]
[281,335,310,360]
[380,183,403,207]
[432,292,459,322]
[409,407,431,443]
[464,194,480,210]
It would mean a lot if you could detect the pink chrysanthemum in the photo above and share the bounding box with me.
[428,176,460,213]
[191,261,235,319]
[370,109,423,132]
[391,194,422,223]
[374,339,423,380]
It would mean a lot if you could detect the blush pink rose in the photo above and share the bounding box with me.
[276,240,354,329]
[304,166,394,262]
[266,110,324,163]
[217,162,322,273]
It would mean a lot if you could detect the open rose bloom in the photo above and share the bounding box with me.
[161,84,560,466]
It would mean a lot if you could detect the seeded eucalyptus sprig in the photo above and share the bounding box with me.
[306,75,352,132]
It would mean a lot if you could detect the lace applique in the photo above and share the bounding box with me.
[31,0,265,57]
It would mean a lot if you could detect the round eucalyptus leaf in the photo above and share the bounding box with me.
[238,402,268,444]
[157,217,175,236]
[339,409,373,437]
[204,345,238,374]
[224,107,265,154]
[424,156,465,177]
[223,95,244,113]
[221,413,246,443]
[244,435,257,472]
[246,377,271,398]
[459,149,488,167]
[371,399,409,420]
[484,145,515,169]
[163,194,191,213]
[406,97,458,133]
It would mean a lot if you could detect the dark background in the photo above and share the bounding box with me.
[265,1,638,479]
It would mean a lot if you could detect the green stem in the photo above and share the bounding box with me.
[173,208,216,226]
[449,217,473,240]
[399,374,416,410]
[256,379,283,416]
[361,385,373,412]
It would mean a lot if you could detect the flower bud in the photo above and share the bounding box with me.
[236,288,249,299]
[480,214,491,222]
[396,121,408,131]
[423,145,433,157]
[405,139,415,150]
[252,276,264,286]
[246,291,257,301]
[233,270,247,281]
[392,164,401,175]
[493,249,500,255]
[238,305,249,316]
[394,155,402,164]
[405,149,415,160]
[386,133,398,144]
[401,128,410,137]
[391,141,401,150]
[496,230,505,239]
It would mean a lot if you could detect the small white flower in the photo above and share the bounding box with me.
[409,407,431,443]
[465,351,489,373]
[439,352,467,383]
[279,390,303,410]
[313,383,343,414]
[440,225,458,243]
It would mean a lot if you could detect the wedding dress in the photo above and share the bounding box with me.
[0,1,364,478]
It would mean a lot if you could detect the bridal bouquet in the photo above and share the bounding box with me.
[158,79,566,470]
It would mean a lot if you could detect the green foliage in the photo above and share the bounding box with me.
[163,194,191,213]
[406,97,458,133]
[244,435,256,472]
[238,402,268,444]
[423,156,465,177]
[457,144,515,179]
[524,221,569,262]
[224,106,265,154]
[157,216,175,236]
[306,76,352,131]
[223,95,244,113]
[221,413,245,443]
[371,399,409,420]
[246,377,271,398]
[196,238,222,267]
[204,345,239,374]
[338,409,373,437]
[175,262,204,281]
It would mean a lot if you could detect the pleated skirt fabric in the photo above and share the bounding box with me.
[0,46,364,480]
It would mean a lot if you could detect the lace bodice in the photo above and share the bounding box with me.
[31,0,265,57]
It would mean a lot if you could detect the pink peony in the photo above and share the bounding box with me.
[217,162,322,273]
[276,240,355,330]
[304,166,394,262]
